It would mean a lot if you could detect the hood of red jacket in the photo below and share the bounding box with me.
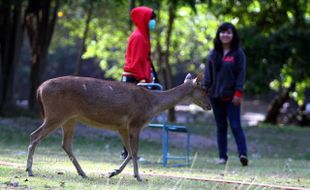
[130,6,153,39]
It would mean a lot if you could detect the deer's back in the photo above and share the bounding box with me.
[38,76,154,127]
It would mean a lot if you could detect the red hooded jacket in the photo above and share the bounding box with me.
[124,6,153,82]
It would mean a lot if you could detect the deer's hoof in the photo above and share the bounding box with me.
[79,172,87,178]
[108,169,119,178]
[135,175,142,182]
[108,172,115,178]
[109,170,117,178]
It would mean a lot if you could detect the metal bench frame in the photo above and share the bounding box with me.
[138,83,190,167]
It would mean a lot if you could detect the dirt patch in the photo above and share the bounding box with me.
[0,161,20,167]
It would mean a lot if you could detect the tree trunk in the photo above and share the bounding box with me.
[0,1,24,114]
[264,87,291,124]
[74,0,93,76]
[297,104,310,127]
[128,0,135,30]
[25,0,60,110]
[139,0,144,5]
[29,49,48,110]
[155,2,163,83]
[153,1,176,122]
[164,1,176,122]
[0,22,1,111]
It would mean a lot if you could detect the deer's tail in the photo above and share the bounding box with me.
[36,87,45,118]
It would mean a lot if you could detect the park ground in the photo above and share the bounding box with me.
[0,116,310,189]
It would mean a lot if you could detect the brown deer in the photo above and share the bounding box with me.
[26,73,210,181]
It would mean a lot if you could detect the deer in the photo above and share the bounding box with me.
[26,73,211,181]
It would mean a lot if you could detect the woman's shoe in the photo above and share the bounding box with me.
[216,158,227,165]
[240,155,248,166]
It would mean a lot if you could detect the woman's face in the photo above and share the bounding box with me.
[219,29,233,45]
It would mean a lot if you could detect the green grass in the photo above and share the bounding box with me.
[0,118,310,189]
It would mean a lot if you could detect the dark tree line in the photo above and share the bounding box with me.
[0,0,24,113]
[25,0,60,109]
[0,0,59,113]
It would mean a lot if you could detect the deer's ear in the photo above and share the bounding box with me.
[194,73,204,86]
[196,73,204,81]
[184,73,192,83]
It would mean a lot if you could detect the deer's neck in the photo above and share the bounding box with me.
[152,83,193,114]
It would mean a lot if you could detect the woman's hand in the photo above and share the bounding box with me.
[232,96,242,105]
[139,79,146,83]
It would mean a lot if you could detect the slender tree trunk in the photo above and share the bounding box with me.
[297,104,310,126]
[164,1,176,122]
[162,2,175,89]
[128,0,135,30]
[29,48,48,110]
[138,0,144,5]
[74,0,93,76]
[0,2,13,112]
[25,0,60,110]
[292,0,304,29]
[155,2,164,83]
[0,1,24,114]
[153,1,176,121]
[0,43,2,109]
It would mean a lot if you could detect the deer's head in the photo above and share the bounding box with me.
[184,73,211,111]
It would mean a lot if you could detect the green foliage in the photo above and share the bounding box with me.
[224,0,310,100]
[262,24,310,105]
[159,4,218,75]
[55,0,129,79]
[51,0,310,104]
[269,79,281,91]
[55,0,219,80]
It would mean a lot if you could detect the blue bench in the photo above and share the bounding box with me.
[138,83,190,167]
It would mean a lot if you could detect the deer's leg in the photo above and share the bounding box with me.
[129,127,141,182]
[26,120,60,176]
[61,120,87,178]
[109,129,132,178]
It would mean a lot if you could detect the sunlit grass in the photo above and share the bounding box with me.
[0,120,310,189]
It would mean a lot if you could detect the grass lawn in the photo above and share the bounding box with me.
[0,117,310,189]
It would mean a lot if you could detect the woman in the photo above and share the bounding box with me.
[204,22,248,166]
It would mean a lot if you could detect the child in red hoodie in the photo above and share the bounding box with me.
[122,6,156,84]
[120,6,157,159]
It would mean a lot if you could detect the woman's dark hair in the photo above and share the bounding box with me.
[151,11,156,19]
[213,22,239,54]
